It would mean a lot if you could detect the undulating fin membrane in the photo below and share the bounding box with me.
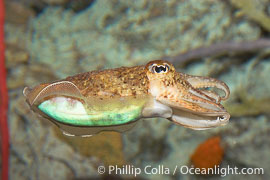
[23,80,85,126]
[57,120,138,137]
[23,83,49,105]
[24,81,84,106]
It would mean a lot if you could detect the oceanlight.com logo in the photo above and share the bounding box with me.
[97,165,264,177]
[179,165,264,177]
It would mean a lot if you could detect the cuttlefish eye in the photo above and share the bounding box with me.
[150,64,170,74]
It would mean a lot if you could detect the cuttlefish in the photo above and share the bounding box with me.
[23,60,230,137]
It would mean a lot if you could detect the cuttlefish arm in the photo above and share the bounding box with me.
[181,73,230,102]
[156,89,230,130]
[145,60,230,130]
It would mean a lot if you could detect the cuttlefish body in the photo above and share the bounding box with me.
[23,60,230,136]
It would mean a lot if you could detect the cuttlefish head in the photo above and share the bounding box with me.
[144,60,230,130]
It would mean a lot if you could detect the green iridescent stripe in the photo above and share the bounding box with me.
[38,102,142,126]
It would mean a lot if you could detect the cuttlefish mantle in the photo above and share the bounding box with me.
[23,60,230,136]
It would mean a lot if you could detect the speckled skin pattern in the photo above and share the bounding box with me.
[64,60,229,114]
[65,65,149,98]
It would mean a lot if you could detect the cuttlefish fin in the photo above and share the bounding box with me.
[56,121,138,137]
[183,74,230,101]
[23,81,83,106]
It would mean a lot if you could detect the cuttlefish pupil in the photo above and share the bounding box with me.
[23,60,230,136]
[150,64,170,73]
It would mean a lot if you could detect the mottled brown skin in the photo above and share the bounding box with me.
[64,60,229,114]
[65,65,149,98]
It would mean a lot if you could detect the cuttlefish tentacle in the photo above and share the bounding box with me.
[170,110,230,130]
[181,73,230,101]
